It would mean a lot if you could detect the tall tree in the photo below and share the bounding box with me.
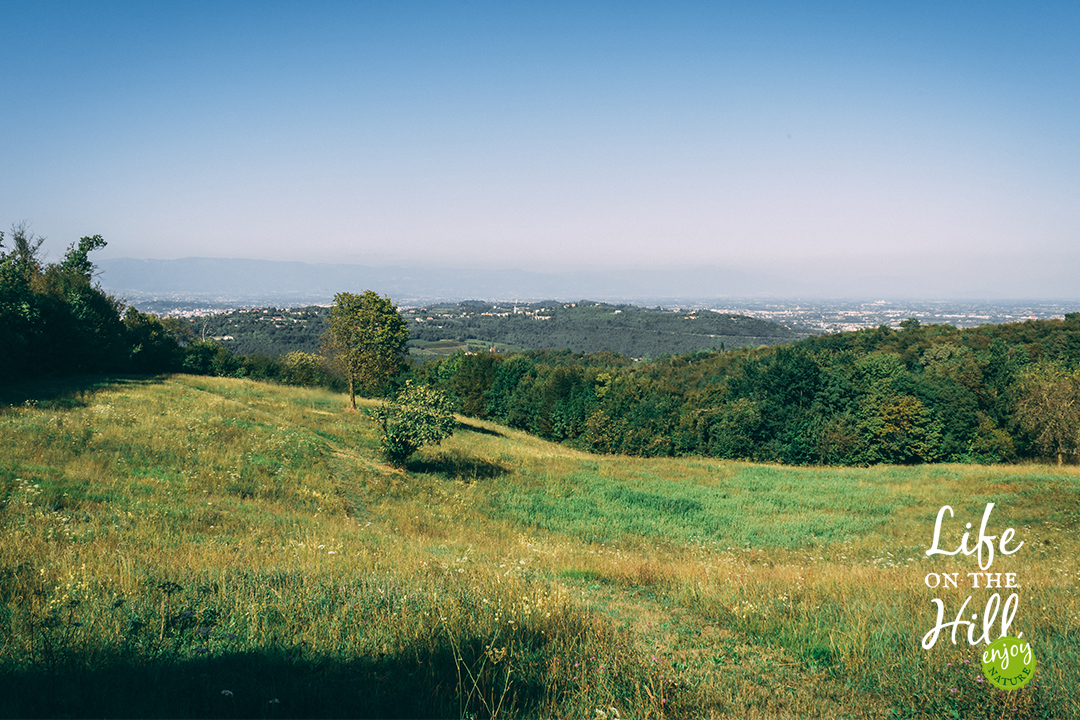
[323,290,409,408]
[1013,361,1080,465]
[0,224,46,375]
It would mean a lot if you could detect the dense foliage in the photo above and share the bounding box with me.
[323,291,409,408]
[414,316,1080,465]
[0,226,187,378]
[0,226,342,390]
[372,381,457,465]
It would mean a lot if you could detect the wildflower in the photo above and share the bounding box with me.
[949,688,957,693]
[976,676,984,683]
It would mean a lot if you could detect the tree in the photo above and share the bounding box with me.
[123,307,183,372]
[0,224,47,375]
[0,225,127,376]
[856,391,942,464]
[323,291,409,408]
[900,317,922,330]
[60,234,107,277]
[1013,362,1080,465]
[373,381,456,465]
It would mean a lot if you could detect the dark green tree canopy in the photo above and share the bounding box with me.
[1,226,126,376]
[60,234,107,278]
[0,225,193,379]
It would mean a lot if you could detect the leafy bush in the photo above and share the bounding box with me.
[280,351,335,387]
[372,381,456,465]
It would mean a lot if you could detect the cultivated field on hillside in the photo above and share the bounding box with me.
[1,376,1077,718]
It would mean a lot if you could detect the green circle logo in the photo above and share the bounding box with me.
[981,636,1036,690]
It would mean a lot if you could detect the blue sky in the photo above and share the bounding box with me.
[2,2,1078,297]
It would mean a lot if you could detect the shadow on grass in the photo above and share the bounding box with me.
[0,374,167,411]
[406,452,509,480]
[0,642,539,719]
[456,420,504,437]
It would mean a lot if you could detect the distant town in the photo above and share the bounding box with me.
[135,296,1074,334]
[662,299,1076,333]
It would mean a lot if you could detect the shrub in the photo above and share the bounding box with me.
[372,381,456,465]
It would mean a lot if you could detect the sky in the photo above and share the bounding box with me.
[2,1,1079,298]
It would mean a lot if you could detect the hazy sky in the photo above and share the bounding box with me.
[3,2,1078,297]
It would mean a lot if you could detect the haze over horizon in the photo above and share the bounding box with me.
[3,2,1078,299]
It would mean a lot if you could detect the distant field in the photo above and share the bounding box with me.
[408,338,528,361]
[1,376,1076,718]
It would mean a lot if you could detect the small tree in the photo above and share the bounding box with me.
[373,381,456,465]
[323,290,409,409]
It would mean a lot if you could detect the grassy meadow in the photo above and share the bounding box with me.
[0,375,1077,719]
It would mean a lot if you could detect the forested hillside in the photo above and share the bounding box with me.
[415,316,1080,465]
[183,300,812,358]
[181,301,809,360]
[185,306,330,357]
[406,301,808,358]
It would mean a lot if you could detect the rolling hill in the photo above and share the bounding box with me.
[0,374,1074,718]
[184,300,811,360]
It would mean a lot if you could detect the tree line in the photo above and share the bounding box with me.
[0,226,338,387]
[413,317,1080,465]
[1,226,172,378]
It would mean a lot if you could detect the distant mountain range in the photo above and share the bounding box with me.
[96,257,805,306]
[96,254,1080,306]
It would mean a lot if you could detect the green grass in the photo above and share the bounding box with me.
[1,374,1078,718]
[408,338,526,361]
[489,464,909,547]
